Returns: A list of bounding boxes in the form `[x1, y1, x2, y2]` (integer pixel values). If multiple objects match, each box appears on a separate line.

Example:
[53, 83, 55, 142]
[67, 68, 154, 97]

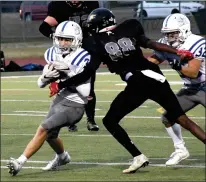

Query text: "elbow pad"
[37, 75, 48, 88]
[39, 21, 54, 38]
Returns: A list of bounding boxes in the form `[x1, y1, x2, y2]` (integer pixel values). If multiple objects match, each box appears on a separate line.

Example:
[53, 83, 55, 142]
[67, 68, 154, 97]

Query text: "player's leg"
[195, 85, 206, 107]
[103, 74, 149, 173]
[6, 96, 61, 176]
[162, 88, 198, 165]
[150, 80, 206, 144]
[85, 72, 99, 131]
[43, 99, 85, 170]
[7, 125, 48, 176]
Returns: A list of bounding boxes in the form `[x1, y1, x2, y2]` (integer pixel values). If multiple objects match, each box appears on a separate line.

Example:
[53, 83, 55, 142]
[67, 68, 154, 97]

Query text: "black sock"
[85, 91, 96, 121]
[104, 122, 142, 157]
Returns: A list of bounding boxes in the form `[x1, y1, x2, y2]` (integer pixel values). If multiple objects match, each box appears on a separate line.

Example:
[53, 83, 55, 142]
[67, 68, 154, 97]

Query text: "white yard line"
[0, 133, 196, 139]
[1, 89, 179, 92]
[1, 160, 205, 169]
[1, 78, 179, 83]
[1, 113, 205, 120]
[1, 70, 176, 79]
[0, 99, 159, 103]
[116, 81, 183, 86]
[2, 89, 127, 91]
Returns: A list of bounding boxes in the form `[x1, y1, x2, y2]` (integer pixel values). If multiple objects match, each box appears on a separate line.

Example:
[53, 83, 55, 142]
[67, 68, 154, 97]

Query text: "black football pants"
[102, 71, 185, 157]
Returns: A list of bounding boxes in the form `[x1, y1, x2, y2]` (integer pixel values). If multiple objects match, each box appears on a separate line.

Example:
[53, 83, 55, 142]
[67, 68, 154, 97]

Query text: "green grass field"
[1, 70, 205, 181]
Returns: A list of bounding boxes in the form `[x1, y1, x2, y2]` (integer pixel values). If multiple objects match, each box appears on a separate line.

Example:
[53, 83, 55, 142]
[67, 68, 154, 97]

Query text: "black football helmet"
[86, 8, 116, 34]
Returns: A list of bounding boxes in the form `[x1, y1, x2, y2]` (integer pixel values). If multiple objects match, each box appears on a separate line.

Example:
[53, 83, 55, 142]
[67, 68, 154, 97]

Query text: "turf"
[1, 70, 205, 181]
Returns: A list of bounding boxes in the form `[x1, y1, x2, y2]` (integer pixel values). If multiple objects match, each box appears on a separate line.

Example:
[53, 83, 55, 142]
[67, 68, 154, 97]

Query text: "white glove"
[53, 61, 70, 75]
[41, 64, 60, 83]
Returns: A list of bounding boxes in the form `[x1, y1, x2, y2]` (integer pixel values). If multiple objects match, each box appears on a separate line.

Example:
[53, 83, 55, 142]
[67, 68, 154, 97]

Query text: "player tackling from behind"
[148, 13, 205, 166]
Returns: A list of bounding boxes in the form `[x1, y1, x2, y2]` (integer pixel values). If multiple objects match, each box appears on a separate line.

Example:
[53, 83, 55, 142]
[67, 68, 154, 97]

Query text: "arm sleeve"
[131, 19, 151, 48]
[39, 21, 54, 38]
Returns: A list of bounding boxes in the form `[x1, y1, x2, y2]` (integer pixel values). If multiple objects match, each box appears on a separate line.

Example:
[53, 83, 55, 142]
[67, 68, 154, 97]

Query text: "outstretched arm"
[149, 40, 193, 60]
[58, 54, 101, 90]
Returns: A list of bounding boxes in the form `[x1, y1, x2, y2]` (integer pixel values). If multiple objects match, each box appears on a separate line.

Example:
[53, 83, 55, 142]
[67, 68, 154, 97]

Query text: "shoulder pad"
[187, 36, 206, 58]
[44, 47, 56, 64]
[69, 48, 91, 66]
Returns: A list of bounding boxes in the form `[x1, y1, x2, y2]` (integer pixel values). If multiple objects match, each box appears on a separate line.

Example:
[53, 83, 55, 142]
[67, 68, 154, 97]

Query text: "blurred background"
[0, 1, 206, 71]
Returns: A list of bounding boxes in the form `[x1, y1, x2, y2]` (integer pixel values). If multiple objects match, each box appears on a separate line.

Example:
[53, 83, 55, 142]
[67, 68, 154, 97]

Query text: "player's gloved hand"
[169, 59, 182, 71]
[53, 61, 70, 75]
[177, 49, 194, 61]
[41, 64, 60, 83]
[49, 82, 59, 97]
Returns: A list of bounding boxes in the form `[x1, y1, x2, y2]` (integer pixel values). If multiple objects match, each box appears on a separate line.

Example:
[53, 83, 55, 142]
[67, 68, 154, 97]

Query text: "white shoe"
[166, 147, 190, 166]
[7, 157, 23, 176]
[123, 154, 149, 174]
[42, 152, 71, 171]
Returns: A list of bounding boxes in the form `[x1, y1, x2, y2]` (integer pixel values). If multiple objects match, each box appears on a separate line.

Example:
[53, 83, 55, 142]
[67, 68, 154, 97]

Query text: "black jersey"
[82, 19, 161, 75]
[59, 19, 163, 88]
[47, 1, 99, 35]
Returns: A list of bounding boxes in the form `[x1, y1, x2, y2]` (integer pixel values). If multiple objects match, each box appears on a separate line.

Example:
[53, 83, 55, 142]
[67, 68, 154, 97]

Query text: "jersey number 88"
[105, 38, 135, 61]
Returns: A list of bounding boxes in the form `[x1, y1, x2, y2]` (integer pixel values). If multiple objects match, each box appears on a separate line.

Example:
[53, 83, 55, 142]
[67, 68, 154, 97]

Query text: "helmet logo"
[74, 27, 80, 35]
[89, 14, 96, 21]
[109, 17, 114, 21]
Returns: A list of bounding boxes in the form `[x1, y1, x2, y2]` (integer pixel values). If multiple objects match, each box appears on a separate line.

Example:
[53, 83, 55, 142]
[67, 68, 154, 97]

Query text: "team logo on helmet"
[88, 14, 96, 21]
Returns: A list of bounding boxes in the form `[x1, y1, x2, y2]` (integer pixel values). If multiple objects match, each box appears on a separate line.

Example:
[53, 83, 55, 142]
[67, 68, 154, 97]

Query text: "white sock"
[57, 151, 67, 159]
[17, 154, 27, 165]
[172, 123, 185, 146]
[165, 127, 184, 147]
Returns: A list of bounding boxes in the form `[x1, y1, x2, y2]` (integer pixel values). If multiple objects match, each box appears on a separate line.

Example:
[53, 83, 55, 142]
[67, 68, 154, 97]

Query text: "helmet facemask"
[161, 13, 191, 48]
[53, 36, 76, 55]
[163, 31, 183, 48]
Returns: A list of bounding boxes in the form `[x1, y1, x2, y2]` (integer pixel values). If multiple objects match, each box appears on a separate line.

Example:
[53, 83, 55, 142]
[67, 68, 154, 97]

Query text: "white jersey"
[155, 34, 205, 85]
[44, 47, 91, 104]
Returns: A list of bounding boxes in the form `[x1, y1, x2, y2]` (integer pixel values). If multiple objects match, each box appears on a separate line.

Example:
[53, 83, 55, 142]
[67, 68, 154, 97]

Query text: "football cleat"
[123, 154, 149, 174]
[87, 120, 99, 131]
[7, 157, 23, 176]
[166, 147, 189, 166]
[42, 151, 71, 171]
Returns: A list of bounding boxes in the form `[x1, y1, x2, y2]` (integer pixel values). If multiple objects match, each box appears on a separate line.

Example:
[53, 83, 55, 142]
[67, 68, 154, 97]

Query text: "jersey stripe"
[76, 53, 90, 66]
[51, 47, 54, 62]
[192, 42, 206, 54]
[189, 38, 205, 52]
[46, 48, 50, 61]
[71, 50, 87, 65]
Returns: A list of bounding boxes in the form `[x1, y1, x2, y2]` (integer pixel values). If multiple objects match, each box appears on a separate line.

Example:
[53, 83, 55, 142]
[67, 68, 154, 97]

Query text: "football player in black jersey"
[49, 8, 206, 173]
[39, 1, 99, 132]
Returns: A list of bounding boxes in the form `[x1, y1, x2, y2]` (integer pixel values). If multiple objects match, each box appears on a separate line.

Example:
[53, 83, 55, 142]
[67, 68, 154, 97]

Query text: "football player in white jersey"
[7, 21, 91, 176]
[148, 13, 205, 166]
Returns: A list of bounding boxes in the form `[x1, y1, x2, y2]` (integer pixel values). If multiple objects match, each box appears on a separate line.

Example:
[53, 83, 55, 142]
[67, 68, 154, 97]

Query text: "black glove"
[169, 59, 182, 71]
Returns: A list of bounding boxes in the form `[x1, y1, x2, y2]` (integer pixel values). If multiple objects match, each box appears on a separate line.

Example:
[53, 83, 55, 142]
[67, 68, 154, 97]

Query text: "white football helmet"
[161, 13, 191, 48]
[53, 21, 83, 54]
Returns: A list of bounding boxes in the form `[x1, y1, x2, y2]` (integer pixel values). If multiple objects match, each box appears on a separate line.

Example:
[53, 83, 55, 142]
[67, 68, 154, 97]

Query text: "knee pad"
[46, 129, 59, 141]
